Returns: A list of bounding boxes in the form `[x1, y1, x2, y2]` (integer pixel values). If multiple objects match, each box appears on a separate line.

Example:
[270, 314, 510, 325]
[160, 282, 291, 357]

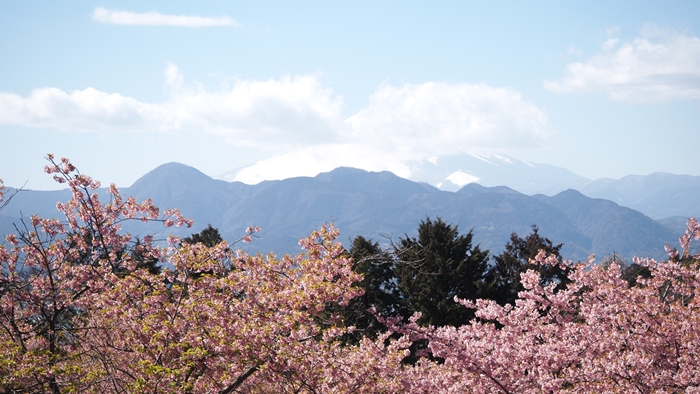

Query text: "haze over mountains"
[1, 161, 698, 263]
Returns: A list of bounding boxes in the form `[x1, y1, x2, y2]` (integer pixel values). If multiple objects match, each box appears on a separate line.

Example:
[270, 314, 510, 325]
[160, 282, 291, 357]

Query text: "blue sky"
[1, 1, 700, 190]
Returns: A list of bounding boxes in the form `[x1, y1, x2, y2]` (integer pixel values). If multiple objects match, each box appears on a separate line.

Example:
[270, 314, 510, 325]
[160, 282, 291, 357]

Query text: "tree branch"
[218, 364, 260, 394]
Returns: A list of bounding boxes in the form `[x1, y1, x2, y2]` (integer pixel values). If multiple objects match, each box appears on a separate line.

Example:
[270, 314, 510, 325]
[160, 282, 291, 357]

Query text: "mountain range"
[220, 152, 700, 222]
[2, 162, 697, 263]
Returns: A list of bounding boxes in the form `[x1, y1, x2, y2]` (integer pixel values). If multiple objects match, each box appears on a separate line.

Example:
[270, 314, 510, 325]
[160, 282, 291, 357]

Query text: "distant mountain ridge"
[1, 163, 694, 263]
[407, 152, 592, 195]
[218, 152, 592, 195]
[579, 173, 700, 219]
[218, 153, 700, 220]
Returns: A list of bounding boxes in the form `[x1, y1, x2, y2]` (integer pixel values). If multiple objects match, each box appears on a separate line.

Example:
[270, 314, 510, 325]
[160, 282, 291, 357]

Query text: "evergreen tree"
[394, 217, 490, 327]
[181, 224, 224, 247]
[180, 225, 227, 279]
[486, 225, 568, 306]
[129, 237, 162, 275]
[601, 252, 651, 288]
[335, 236, 401, 343]
[65, 231, 161, 276]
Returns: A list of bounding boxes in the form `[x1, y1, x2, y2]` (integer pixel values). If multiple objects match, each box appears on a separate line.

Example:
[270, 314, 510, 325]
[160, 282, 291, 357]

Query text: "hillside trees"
[336, 216, 700, 391]
[383, 218, 700, 392]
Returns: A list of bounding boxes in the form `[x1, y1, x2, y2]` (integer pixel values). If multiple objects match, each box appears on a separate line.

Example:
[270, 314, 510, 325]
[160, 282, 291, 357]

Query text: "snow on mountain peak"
[446, 171, 480, 186]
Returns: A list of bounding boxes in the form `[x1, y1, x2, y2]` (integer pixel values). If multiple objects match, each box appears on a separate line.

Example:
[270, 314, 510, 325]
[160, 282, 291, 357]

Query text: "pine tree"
[394, 217, 490, 327]
[181, 224, 224, 247]
[486, 225, 568, 306]
[335, 236, 401, 343]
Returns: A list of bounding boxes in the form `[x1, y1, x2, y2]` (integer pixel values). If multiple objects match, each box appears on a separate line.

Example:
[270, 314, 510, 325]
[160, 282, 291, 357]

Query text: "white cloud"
[92, 7, 240, 28]
[176, 74, 345, 148]
[0, 68, 344, 149]
[224, 82, 554, 183]
[164, 63, 183, 93]
[226, 144, 413, 184]
[544, 26, 700, 102]
[566, 46, 584, 57]
[0, 67, 554, 183]
[0, 87, 162, 132]
[601, 38, 619, 51]
[345, 82, 553, 160]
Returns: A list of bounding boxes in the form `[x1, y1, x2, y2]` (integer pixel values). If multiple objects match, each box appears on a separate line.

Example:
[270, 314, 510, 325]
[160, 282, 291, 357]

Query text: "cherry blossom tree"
[0, 155, 193, 392]
[388, 219, 700, 393]
[3, 156, 700, 393]
[0, 177, 21, 212]
[0, 156, 407, 393]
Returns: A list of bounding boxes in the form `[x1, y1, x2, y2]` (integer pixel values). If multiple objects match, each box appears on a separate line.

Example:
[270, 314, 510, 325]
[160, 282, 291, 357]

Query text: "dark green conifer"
[335, 236, 400, 343]
[181, 224, 224, 247]
[394, 217, 490, 327]
[486, 225, 568, 306]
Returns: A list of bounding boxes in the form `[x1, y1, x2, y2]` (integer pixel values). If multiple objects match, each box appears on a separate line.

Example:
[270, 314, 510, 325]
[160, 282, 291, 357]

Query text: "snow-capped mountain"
[405, 152, 590, 194]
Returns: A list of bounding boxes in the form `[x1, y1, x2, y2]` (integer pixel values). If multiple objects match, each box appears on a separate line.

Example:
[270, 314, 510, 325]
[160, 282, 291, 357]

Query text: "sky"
[1, 1, 700, 191]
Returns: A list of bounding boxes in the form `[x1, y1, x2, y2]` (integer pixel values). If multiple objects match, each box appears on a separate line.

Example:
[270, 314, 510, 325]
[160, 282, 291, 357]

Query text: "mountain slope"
[579, 173, 700, 219]
[0, 164, 686, 262]
[538, 189, 678, 259]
